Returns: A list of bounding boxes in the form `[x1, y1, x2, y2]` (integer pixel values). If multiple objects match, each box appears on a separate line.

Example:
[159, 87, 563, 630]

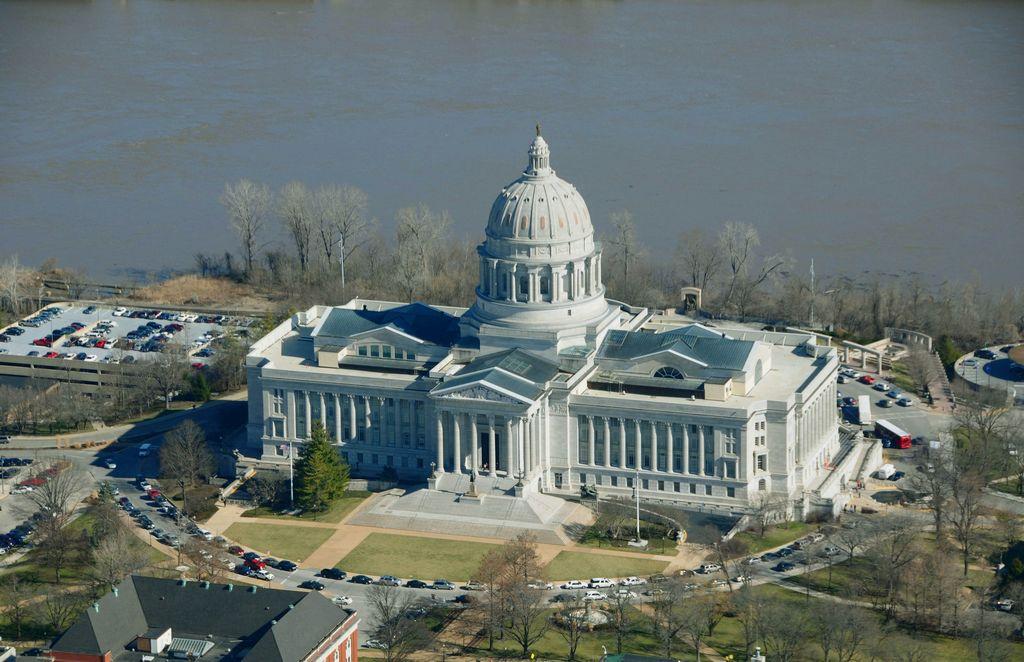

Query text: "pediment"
[434, 383, 532, 406]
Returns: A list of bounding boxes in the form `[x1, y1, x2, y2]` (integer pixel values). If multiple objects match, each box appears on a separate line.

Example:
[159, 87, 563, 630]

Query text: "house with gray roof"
[243, 131, 853, 523]
[49, 576, 359, 662]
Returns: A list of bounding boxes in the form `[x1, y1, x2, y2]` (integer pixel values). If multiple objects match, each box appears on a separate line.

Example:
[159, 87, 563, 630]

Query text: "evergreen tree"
[295, 421, 349, 516]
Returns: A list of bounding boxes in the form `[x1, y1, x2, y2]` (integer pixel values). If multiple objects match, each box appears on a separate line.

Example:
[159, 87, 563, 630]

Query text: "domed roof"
[486, 130, 593, 243]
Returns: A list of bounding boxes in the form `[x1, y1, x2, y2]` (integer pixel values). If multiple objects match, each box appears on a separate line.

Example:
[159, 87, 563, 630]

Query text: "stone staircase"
[435, 472, 519, 495]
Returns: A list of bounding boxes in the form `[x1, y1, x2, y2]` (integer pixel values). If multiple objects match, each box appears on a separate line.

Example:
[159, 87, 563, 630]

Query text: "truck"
[857, 395, 873, 425]
[876, 463, 896, 480]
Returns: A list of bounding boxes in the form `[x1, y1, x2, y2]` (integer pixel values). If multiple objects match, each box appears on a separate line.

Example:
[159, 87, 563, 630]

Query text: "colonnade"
[478, 252, 601, 304]
[434, 410, 540, 478]
[278, 390, 424, 449]
[577, 415, 728, 479]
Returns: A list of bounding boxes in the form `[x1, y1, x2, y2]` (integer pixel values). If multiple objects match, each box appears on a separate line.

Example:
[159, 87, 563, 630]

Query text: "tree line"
[210, 180, 1023, 361]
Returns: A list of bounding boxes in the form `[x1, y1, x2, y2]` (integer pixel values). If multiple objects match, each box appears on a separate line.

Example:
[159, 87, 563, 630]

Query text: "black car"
[319, 567, 347, 580]
[974, 349, 997, 360]
[889, 471, 906, 481]
[278, 560, 298, 572]
[299, 580, 325, 591]
[406, 579, 429, 589]
[772, 562, 796, 572]
[350, 574, 373, 584]
[777, 547, 795, 557]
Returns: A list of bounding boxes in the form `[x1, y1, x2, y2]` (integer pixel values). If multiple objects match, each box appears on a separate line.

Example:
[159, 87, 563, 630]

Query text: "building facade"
[245, 132, 848, 519]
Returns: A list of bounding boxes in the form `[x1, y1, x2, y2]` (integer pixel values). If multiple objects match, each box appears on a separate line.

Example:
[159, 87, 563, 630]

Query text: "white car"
[527, 580, 554, 590]
[84, 354, 99, 362]
[731, 575, 751, 584]
[614, 589, 638, 599]
[589, 578, 615, 588]
[582, 590, 607, 602]
[620, 576, 646, 586]
[113, 307, 127, 316]
[807, 532, 825, 543]
[254, 569, 275, 581]
[994, 599, 1015, 612]
[103, 458, 117, 469]
[332, 595, 354, 606]
[898, 397, 914, 407]
[560, 580, 587, 590]
[698, 563, 722, 574]
[11, 486, 33, 494]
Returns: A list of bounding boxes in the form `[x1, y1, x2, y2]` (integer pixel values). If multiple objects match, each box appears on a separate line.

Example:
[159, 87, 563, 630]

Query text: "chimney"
[92, 602, 100, 613]
[227, 584, 234, 592]
[202, 581, 210, 590]
[112, 587, 119, 598]
[178, 578, 188, 587]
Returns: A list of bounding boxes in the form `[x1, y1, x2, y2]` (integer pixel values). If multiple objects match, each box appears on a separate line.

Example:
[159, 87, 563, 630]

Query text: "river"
[1, 0, 1022, 285]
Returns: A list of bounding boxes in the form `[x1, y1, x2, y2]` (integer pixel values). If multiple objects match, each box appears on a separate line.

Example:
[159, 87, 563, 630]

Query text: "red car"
[245, 558, 267, 571]
[859, 375, 876, 385]
[228, 545, 245, 556]
[19, 477, 45, 487]
[44, 351, 59, 358]
[32, 338, 51, 347]
[146, 489, 162, 499]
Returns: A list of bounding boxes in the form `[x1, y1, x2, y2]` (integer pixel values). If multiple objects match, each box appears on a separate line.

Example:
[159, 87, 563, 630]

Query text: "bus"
[875, 419, 911, 449]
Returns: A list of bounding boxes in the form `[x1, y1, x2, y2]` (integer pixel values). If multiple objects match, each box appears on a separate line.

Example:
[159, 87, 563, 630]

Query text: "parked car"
[319, 567, 347, 580]
[277, 560, 298, 572]
[103, 457, 117, 469]
[589, 577, 615, 588]
[406, 579, 430, 589]
[432, 579, 456, 590]
[560, 580, 587, 590]
[350, 575, 373, 585]
[698, 563, 722, 574]
[859, 375, 876, 385]
[772, 562, 797, 572]
[378, 575, 402, 586]
[582, 590, 607, 602]
[620, 576, 646, 586]
[872, 381, 889, 391]
[299, 580, 325, 591]
[332, 595, 353, 606]
[228, 545, 245, 556]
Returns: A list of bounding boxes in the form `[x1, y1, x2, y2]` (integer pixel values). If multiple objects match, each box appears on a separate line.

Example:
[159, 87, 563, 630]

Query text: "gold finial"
[535, 122, 541, 137]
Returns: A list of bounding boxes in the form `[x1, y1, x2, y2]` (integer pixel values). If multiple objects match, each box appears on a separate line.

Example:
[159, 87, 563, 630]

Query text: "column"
[348, 395, 357, 440]
[587, 416, 595, 465]
[488, 260, 497, 298]
[333, 393, 342, 443]
[698, 425, 706, 476]
[619, 418, 627, 468]
[524, 416, 532, 474]
[552, 266, 564, 302]
[505, 418, 514, 476]
[682, 425, 690, 474]
[507, 268, 515, 302]
[633, 419, 641, 471]
[488, 416, 497, 475]
[286, 390, 296, 439]
[363, 396, 371, 430]
[319, 393, 327, 429]
[470, 415, 480, 476]
[435, 414, 445, 472]
[651, 421, 659, 471]
[304, 392, 312, 437]
[517, 417, 526, 475]
[393, 399, 402, 447]
[603, 418, 611, 468]
[452, 413, 462, 474]
[666, 423, 674, 473]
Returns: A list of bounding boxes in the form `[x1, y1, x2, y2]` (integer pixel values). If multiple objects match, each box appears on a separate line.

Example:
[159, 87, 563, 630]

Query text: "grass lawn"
[784, 555, 873, 595]
[577, 533, 677, 556]
[990, 479, 1023, 497]
[730, 521, 814, 556]
[337, 533, 500, 580]
[242, 490, 371, 524]
[542, 551, 668, 581]
[224, 522, 334, 562]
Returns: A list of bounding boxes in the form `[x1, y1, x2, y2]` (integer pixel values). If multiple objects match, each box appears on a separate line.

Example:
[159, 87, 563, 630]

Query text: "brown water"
[1, 0, 1022, 285]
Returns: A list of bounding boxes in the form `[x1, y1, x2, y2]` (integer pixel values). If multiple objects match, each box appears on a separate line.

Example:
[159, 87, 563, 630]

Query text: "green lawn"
[542, 551, 668, 582]
[223, 522, 334, 562]
[577, 534, 677, 556]
[990, 479, 1023, 497]
[730, 521, 814, 556]
[242, 490, 371, 524]
[336, 533, 500, 581]
[784, 555, 874, 596]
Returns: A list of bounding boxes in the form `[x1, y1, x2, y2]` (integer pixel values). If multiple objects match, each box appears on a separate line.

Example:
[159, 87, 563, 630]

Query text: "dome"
[485, 131, 594, 243]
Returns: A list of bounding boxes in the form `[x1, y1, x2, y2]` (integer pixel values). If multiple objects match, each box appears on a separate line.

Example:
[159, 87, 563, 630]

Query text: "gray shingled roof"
[315, 302, 460, 346]
[598, 326, 753, 371]
[51, 576, 352, 662]
[432, 348, 560, 402]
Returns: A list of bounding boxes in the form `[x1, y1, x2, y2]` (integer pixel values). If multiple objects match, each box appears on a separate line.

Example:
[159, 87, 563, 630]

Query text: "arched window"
[654, 366, 685, 380]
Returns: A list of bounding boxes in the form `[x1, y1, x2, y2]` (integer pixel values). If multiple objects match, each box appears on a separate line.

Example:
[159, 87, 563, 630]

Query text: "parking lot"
[0, 302, 257, 367]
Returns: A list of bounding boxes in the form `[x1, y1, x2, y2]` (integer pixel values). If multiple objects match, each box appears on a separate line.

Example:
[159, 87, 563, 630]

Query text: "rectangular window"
[689, 483, 696, 494]
[386, 455, 394, 466]
[370, 345, 380, 357]
[358, 345, 367, 356]
[395, 348, 404, 359]
[407, 352, 416, 361]
[642, 479, 649, 490]
[705, 485, 712, 496]
[417, 457, 424, 468]
[357, 452, 364, 464]
[383, 345, 392, 358]
[674, 482, 681, 493]
[372, 453, 379, 465]
[757, 454, 767, 471]
[658, 480, 665, 491]
[271, 419, 284, 438]
[611, 476, 618, 487]
[272, 388, 284, 414]
[727, 487, 736, 498]
[627, 477, 634, 488]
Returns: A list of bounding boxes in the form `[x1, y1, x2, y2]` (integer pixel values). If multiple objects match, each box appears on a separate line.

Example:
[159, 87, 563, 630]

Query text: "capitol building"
[244, 131, 855, 522]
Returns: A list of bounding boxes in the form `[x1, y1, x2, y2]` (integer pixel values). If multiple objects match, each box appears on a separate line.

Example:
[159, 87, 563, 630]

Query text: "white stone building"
[244, 131, 853, 520]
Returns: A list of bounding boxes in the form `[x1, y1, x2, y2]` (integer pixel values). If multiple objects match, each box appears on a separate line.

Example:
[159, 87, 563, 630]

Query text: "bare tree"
[504, 582, 550, 656]
[718, 221, 788, 317]
[91, 528, 151, 589]
[43, 589, 88, 633]
[864, 515, 920, 618]
[607, 210, 641, 283]
[649, 580, 688, 658]
[315, 184, 370, 287]
[757, 596, 809, 662]
[160, 420, 215, 520]
[366, 584, 429, 662]
[278, 181, 316, 276]
[903, 348, 939, 396]
[554, 594, 590, 661]
[815, 593, 876, 661]
[946, 465, 986, 576]
[27, 460, 86, 523]
[392, 205, 450, 301]
[470, 548, 508, 651]
[221, 179, 271, 278]
[501, 532, 543, 584]
[833, 515, 872, 562]
[751, 491, 789, 537]
[182, 539, 227, 583]
[0, 573, 37, 639]
[608, 588, 634, 654]
[35, 512, 85, 583]
[684, 591, 726, 662]
[0, 254, 28, 316]
[143, 344, 188, 409]
[675, 228, 721, 294]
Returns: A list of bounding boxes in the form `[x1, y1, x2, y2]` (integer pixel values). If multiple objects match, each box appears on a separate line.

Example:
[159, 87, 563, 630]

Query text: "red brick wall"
[50, 651, 109, 662]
